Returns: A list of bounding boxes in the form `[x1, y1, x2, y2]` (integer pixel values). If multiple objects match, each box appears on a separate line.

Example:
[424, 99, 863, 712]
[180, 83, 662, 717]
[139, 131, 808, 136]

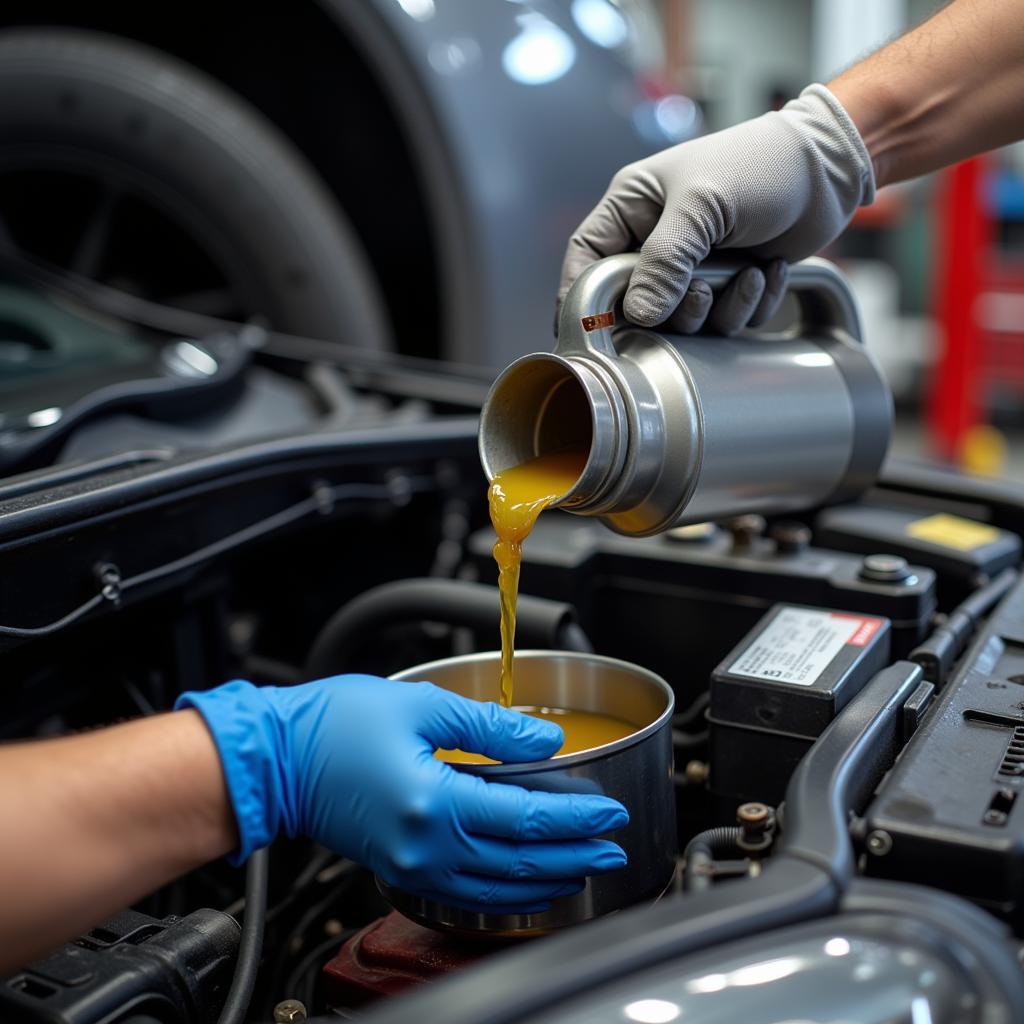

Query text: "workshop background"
[666, 0, 1022, 478]
[0, 0, 1017, 473]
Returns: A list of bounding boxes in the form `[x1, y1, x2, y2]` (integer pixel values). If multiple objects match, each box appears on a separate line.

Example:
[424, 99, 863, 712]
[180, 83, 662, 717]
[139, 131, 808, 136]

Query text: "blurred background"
[667, 0, 1022, 480]
[0, 0, 1016, 478]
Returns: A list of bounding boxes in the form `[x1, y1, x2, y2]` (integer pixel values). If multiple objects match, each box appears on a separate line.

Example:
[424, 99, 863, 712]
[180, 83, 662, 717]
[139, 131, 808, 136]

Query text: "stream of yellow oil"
[435, 448, 636, 765]
[488, 449, 589, 708]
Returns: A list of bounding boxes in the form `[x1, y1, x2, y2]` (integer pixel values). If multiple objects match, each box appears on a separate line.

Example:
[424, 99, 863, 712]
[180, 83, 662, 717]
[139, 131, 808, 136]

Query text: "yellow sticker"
[905, 513, 1000, 551]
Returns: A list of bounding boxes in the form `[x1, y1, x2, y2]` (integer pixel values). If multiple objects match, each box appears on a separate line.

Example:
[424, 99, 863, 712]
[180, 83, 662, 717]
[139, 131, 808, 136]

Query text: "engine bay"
[3, 290, 1024, 1023]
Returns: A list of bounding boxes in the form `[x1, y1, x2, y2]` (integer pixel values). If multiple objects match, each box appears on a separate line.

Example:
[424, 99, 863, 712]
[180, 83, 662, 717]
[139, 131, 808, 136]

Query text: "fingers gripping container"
[380, 651, 676, 937]
[479, 255, 893, 535]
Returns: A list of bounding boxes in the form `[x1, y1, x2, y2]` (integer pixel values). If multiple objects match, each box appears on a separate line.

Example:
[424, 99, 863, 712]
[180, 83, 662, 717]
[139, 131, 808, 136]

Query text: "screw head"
[770, 520, 812, 555]
[274, 999, 308, 1023]
[860, 554, 912, 584]
[684, 760, 709, 784]
[726, 514, 766, 551]
[866, 830, 893, 856]
[983, 809, 1008, 827]
[737, 802, 771, 827]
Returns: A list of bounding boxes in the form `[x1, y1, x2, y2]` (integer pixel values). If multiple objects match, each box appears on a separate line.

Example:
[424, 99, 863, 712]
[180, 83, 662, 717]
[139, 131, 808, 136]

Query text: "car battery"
[466, 515, 934, 712]
[815, 503, 1021, 604]
[709, 603, 891, 810]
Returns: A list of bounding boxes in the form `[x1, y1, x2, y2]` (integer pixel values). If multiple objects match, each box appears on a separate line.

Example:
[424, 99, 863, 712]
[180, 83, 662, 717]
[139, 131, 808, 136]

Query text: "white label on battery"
[728, 608, 881, 686]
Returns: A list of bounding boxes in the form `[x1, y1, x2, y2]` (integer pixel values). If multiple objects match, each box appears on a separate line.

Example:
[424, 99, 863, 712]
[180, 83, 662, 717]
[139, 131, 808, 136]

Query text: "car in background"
[0, 0, 692, 366]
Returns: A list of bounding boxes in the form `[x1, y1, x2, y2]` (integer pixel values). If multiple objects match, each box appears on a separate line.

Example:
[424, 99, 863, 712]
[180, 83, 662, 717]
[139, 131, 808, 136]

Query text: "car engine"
[3, 273, 1024, 1023]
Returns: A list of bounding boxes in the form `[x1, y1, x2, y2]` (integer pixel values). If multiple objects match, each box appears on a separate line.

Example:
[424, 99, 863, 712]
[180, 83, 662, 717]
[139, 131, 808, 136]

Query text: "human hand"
[558, 84, 874, 335]
[177, 677, 628, 914]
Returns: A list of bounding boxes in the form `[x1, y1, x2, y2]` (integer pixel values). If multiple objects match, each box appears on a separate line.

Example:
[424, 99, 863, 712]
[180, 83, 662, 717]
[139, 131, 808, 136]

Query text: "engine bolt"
[770, 520, 812, 555]
[684, 760, 709, 784]
[726, 514, 766, 553]
[737, 802, 770, 827]
[866, 829, 893, 856]
[274, 999, 308, 1023]
[736, 801, 775, 852]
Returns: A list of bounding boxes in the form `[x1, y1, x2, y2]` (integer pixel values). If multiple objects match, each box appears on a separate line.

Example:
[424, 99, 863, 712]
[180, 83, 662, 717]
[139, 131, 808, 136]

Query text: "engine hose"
[672, 728, 709, 749]
[304, 578, 591, 679]
[673, 691, 710, 728]
[217, 847, 269, 1024]
[682, 826, 743, 893]
[909, 567, 1019, 686]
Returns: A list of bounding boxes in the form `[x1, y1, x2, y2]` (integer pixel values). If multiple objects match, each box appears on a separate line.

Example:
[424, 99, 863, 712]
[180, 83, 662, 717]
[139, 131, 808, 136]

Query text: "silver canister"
[381, 650, 676, 937]
[478, 254, 892, 536]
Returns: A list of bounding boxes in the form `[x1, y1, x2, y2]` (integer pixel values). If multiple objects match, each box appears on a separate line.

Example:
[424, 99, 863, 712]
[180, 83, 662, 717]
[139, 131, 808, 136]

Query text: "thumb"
[419, 686, 563, 763]
[558, 182, 663, 322]
[624, 214, 709, 327]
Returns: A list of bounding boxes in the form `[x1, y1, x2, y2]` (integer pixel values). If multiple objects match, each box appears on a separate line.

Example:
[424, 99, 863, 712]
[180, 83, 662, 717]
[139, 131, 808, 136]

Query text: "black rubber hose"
[958, 566, 1020, 621]
[672, 729, 709, 749]
[673, 691, 709, 728]
[682, 826, 743, 893]
[684, 826, 743, 859]
[304, 578, 590, 679]
[910, 567, 1019, 686]
[559, 620, 594, 654]
[217, 847, 269, 1024]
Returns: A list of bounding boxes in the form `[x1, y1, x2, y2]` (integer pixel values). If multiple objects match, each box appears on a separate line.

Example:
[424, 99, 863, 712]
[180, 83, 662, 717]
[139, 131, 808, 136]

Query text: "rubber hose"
[909, 567, 1018, 685]
[684, 826, 744, 859]
[559, 620, 594, 654]
[304, 578, 589, 679]
[217, 847, 269, 1024]
[682, 826, 743, 893]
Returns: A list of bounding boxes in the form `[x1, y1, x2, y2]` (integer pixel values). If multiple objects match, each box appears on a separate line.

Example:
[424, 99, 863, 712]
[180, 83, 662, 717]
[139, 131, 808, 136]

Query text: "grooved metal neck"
[478, 352, 625, 509]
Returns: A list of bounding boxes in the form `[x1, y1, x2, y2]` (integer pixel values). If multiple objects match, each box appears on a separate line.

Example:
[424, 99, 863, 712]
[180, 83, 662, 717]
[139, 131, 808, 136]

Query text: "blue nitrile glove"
[176, 676, 629, 914]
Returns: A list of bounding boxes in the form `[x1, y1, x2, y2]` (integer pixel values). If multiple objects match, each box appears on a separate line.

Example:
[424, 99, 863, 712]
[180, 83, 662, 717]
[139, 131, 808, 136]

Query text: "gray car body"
[325, 0, 677, 367]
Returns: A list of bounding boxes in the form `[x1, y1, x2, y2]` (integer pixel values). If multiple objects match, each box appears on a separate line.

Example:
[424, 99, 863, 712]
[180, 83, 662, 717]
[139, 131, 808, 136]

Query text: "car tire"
[0, 27, 391, 348]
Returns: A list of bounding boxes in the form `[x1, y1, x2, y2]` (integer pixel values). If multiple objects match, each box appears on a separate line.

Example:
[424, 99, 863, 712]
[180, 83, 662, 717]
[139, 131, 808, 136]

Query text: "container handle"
[555, 253, 863, 359]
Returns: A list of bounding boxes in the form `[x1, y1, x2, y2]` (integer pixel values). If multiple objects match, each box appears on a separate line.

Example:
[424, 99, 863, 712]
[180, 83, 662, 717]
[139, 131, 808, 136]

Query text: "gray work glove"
[558, 84, 875, 335]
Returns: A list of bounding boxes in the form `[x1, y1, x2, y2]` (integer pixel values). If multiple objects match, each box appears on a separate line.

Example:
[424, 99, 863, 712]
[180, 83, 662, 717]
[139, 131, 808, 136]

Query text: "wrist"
[827, 71, 907, 190]
[784, 83, 876, 205]
[175, 680, 297, 863]
[159, 711, 239, 865]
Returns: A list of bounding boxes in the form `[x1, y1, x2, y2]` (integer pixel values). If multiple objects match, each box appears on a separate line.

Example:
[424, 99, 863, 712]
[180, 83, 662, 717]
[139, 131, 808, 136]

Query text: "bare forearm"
[829, 0, 1024, 188]
[0, 710, 236, 973]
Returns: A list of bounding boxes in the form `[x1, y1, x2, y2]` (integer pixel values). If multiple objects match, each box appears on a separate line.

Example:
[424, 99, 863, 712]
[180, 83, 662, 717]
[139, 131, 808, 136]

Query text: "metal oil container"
[478, 254, 892, 536]
[380, 650, 676, 937]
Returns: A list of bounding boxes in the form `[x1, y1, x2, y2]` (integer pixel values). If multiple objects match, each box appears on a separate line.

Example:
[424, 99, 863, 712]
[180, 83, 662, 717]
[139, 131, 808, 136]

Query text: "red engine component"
[321, 912, 502, 1009]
